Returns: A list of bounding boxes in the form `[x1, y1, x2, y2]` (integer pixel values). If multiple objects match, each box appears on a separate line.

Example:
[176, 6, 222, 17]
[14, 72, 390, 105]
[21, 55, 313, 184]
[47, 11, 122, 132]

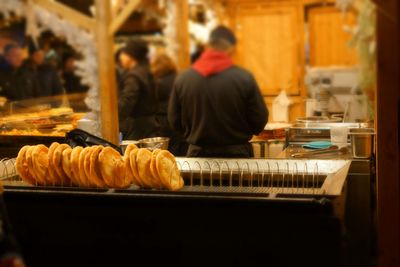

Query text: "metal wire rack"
[0, 158, 17, 181]
[175, 158, 351, 197]
[0, 157, 351, 197]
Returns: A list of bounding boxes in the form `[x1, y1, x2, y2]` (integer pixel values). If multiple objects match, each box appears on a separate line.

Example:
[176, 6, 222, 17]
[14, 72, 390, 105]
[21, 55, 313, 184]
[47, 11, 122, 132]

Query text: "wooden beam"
[375, 0, 400, 266]
[109, 0, 141, 35]
[175, 0, 191, 70]
[33, 0, 96, 32]
[95, 0, 120, 145]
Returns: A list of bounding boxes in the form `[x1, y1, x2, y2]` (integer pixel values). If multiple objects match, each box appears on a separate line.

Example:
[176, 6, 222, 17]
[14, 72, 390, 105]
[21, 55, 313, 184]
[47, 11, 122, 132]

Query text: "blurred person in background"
[115, 47, 125, 89]
[0, 44, 36, 101]
[61, 52, 88, 94]
[41, 35, 63, 70]
[24, 43, 63, 97]
[168, 26, 268, 158]
[118, 38, 159, 140]
[151, 53, 188, 156]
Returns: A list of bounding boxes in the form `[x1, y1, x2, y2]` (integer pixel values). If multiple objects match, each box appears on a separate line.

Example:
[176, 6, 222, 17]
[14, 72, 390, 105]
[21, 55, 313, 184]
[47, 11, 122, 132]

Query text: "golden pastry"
[25, 146, 37, 184]
[48, 142, 62, 185]
[124, 144, 139, 187]
[136, 148, 160, 189]
[89, 146, 106, 188]
[83, 146, 96, 187]
[32, 145, 49, 185]
[156, 150, 184, 191]
[70, 146, 84, 186]
[78, 147, 92, 187]
[124, 143, 138, 157]
[98, 147, 125, 188]
[53, 144, 71, 186]
[129, 148, 145, 187]
[150, 149, 163, 188]
[16, 145, 36, 185]
[62, 147, 77, 185]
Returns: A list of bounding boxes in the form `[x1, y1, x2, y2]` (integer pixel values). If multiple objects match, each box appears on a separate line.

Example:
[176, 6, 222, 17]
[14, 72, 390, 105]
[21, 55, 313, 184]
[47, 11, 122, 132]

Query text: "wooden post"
[374, 0, 400, 266]
[175, 0, 191, 70]
[95, 0, 120, 145]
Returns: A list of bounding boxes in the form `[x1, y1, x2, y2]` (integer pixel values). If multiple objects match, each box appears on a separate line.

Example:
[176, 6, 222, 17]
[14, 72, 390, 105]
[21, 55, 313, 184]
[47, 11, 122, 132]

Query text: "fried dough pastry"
[156, 150, 184, 191]
[124, 144, 138, 157]
[53, 144, 71, 185]
[16, 145, 36, 185]
[136, 148, 160, 188]
[48, 142, 62, 185]
[78, 147, 92, 187]
[25, 146, 37, 184]
[98, 147, 125, 188]
[32, 145, 49, 185]
[89, 146, 106, 188]
[129, 148, 145, 187]
[123, 144, 139, 187]
[83, 147, 95, 187]
[150, 149, 163, 188]
[62, 147, 77, 185]
[71, 146, 84, 186]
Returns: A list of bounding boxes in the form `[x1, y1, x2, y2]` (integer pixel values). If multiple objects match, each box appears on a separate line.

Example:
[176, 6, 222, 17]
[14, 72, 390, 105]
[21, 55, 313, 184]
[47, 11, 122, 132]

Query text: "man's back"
[169, 65, 268, 147]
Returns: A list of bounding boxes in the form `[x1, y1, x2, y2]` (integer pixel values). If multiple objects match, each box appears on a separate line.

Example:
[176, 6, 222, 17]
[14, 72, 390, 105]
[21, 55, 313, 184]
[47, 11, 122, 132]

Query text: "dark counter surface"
[3, 188, 341, 267]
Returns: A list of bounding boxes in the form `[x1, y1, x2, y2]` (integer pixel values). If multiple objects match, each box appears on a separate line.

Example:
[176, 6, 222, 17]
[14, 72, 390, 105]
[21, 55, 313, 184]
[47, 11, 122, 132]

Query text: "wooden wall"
[308, 6, 358, 66]
[221, 0, 359, 122]
[373, 0, 400, 266]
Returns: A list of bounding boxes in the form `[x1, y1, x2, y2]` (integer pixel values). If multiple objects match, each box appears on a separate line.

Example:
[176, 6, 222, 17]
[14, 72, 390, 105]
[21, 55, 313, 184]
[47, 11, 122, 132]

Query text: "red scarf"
[192, 49, 233, 77]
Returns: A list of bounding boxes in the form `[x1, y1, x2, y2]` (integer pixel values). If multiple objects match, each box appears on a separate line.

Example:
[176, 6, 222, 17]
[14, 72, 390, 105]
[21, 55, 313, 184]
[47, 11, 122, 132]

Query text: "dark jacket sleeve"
[245, 75, 269, 135]
[118, 74, 140, 120]
[167, 80, 183, 133]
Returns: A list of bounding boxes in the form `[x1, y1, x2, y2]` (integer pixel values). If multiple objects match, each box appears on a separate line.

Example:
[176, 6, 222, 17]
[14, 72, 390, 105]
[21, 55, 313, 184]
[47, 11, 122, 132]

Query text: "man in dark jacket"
[118, 39, 159, 140]
[168, 26, 268, 158]
[0, 44, 36, 101]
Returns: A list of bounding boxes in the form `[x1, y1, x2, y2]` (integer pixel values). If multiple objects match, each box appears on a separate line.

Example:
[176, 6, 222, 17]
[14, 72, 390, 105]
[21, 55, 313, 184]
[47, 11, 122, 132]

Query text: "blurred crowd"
[0, 37, 88, 102]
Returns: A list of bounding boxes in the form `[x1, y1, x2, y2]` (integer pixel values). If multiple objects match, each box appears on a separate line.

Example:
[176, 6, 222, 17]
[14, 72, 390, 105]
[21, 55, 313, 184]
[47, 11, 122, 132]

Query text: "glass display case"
[0, 93, 89, 158]
[0, 93, 88, 137]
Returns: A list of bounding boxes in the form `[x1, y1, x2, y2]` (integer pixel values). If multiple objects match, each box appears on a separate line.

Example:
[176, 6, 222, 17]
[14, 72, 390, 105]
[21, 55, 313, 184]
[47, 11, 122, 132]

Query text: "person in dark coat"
[23, 45, 64, 97]
[118, 39, 159, 140]
[151, 53, 188, 156]
[168, 26, 269, 158]
[61, 53, 88, 94]
[0, 44, 36, 101]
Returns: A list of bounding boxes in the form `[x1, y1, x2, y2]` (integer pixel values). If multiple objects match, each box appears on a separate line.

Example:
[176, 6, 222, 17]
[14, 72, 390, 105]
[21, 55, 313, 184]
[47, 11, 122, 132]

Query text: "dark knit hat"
[121, 38, 149, 62]
[209, 25, 237, 45]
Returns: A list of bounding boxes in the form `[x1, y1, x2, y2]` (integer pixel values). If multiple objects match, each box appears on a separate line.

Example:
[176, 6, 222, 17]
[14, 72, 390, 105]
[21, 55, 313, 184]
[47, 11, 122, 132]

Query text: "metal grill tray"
[1, 157, 351, 198]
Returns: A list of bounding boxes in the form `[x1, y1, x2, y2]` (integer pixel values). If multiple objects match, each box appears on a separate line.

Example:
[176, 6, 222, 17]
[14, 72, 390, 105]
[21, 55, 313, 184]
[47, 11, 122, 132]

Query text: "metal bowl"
[138, 137, 170, 150]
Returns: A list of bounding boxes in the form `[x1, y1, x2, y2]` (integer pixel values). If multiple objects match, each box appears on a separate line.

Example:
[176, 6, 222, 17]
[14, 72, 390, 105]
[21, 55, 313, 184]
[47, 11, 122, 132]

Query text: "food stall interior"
[0, 154, 372, 267]
[0, 0, 380, 266]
